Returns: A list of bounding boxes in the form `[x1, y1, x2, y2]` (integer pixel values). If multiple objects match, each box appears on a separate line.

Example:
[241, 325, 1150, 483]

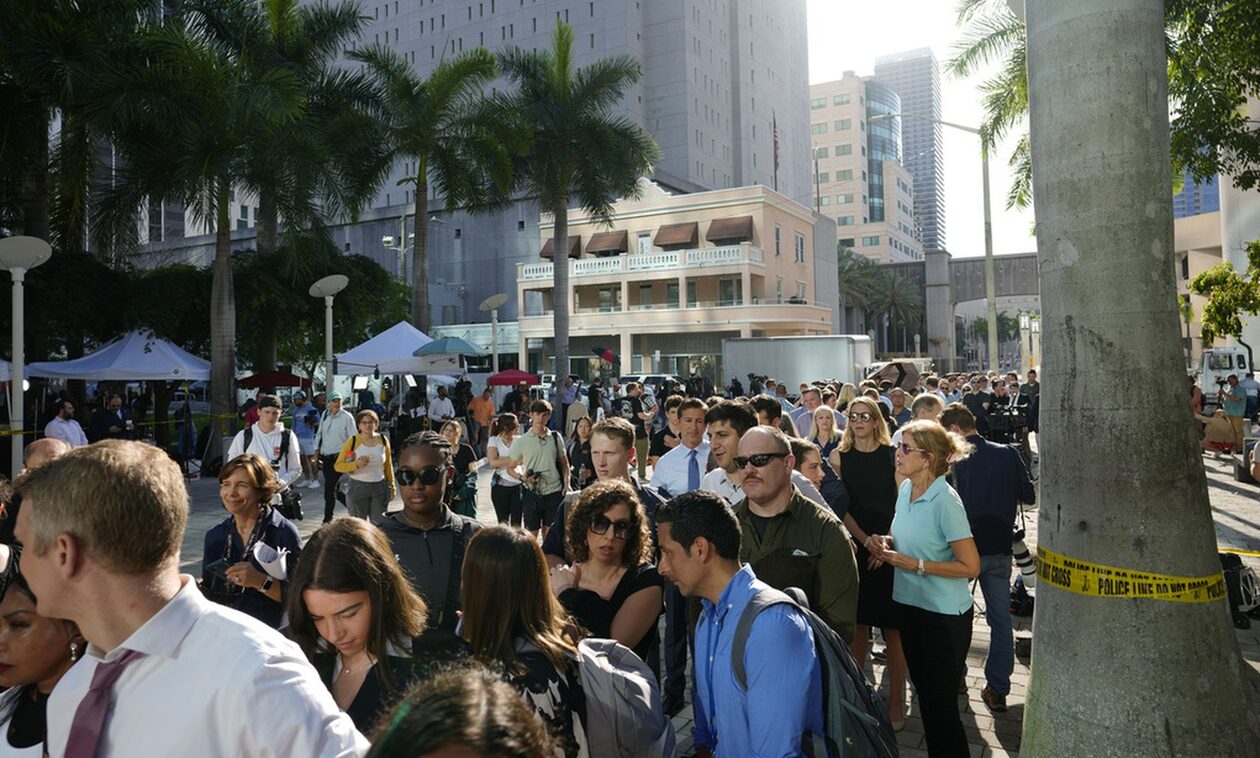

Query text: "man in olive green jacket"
[733, 425, 859, 642]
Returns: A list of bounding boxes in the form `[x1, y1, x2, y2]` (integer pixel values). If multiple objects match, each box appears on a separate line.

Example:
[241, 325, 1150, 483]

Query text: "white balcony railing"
[519, 243, 764, 282]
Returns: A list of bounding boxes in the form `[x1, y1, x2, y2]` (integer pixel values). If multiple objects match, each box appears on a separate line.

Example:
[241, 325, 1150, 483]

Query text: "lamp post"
[309, 275, 349, 394]
[0, 236, 52, 476]
[478, 293, 509, 373]
[872, 112, 999, 372]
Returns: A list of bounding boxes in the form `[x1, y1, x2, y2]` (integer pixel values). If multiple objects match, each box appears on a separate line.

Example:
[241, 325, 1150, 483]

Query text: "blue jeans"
[977, 553, 1015, 696]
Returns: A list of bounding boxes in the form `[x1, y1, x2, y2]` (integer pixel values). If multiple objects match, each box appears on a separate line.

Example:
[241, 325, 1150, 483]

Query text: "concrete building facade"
[874, 47, 945, 252]
[809, 72, 922, 263]
[516, 181, 835, 378]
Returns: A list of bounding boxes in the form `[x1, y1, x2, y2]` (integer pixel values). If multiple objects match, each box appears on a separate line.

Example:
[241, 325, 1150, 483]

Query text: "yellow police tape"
[1037, 545, 1227, 603]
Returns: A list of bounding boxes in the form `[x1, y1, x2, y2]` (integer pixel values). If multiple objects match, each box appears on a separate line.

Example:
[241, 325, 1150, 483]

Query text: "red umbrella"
[237, 370, 312, 389]
[592, 347, 620, 365]
[486, 369, 539, 386]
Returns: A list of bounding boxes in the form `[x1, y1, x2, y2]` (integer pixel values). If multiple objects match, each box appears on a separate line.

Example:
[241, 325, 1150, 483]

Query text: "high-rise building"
[874, 48, 944, 251]
[809, 72, 921, 263]
[1172, 169, 1221, 218]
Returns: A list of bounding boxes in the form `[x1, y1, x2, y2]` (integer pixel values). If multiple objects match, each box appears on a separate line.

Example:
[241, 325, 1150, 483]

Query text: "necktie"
[64, 649, 145, 758]
[687, 449, 700, 492]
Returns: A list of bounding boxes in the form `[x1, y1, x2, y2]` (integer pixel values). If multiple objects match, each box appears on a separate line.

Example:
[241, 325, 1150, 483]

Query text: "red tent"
[237, 370, 312, 389]
[486, 369, 539, 386]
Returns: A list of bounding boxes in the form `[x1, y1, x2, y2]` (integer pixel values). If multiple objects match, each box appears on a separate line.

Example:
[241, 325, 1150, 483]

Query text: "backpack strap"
[278, 430, 290, 464]
[732, 587, 799, 691]
[243, 426, 254, 455]
[550, 429, 565, 470]
[441, 520, 475, 630]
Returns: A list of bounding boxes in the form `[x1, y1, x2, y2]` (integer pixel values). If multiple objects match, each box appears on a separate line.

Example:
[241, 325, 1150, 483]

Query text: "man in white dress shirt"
[13, 440, 367, 757]
[227, 395, 303, 489]
[650, 398, 710, 499]
[43, 399, 89, 448]
[427, 385, 456, 427]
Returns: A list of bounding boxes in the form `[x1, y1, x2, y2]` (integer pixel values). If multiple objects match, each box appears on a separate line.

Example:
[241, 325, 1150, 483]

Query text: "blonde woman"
[809, 405, 843, 460]
[334, 410, 396, 523]
[830, 395, 906, 729]
[836, 383, 858, 413]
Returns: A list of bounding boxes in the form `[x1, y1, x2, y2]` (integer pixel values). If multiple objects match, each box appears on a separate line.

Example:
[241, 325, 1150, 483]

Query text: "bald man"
[24, 437, 72, 472]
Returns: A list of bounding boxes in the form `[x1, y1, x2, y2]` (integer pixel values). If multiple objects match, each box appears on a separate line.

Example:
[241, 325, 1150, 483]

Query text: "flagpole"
[773, 110, 780, 192]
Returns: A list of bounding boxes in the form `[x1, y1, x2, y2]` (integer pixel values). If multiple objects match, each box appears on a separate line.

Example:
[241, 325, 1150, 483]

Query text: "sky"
[805, 0, 1037, 258]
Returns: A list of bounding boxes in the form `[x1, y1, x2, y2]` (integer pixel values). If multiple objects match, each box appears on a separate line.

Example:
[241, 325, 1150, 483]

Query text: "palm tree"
[350, 43, 515, 333]
[497, 20, 659, 379]
[835, 245, 882, 332]
[868, 270, 923, 353]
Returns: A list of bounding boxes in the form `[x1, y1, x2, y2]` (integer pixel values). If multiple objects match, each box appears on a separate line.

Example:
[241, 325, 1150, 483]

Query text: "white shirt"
[227, 423, 303, 489]
[315, 409, 357, 456]
[489, 435, 521, 485]
[45, 577, 367, 758]
[428, 396, 456, 423]
[44, 417, 88, 448]
[699, 466, 825, 509]
[651, 441, 712, 498]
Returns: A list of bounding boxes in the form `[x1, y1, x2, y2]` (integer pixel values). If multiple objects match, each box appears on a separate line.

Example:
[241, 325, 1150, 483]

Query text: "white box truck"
[721, 335, 875, 392]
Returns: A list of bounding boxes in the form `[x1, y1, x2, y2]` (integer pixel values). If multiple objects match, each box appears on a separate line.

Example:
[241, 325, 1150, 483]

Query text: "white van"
[1198, 347, 1251, 412]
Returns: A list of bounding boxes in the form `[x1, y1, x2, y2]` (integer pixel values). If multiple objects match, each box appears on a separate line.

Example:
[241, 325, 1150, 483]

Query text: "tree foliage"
[1189, 240, 1260, 344]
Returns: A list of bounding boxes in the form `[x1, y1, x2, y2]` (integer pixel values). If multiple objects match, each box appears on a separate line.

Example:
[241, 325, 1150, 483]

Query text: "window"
[833, 93, 850, 105]
[839, 238, 855, 248]
[862, 235, 880, 246]
[687, 282, 697, 308]
[719, 278, 742, 306]
[454, 228, 462, 239]
[810, 123, 827, 134]
[637, 231, 652, 254]
[796, 282, 807, 300]
[836, 169, 853, 181]
[816, 172, 829, 183]
[819, 196, 830, 206]
[517, 219, 526, 231]
[837, 144, 852, 156]
[838, 215, 854, 226]
[666, 282, 680, 308]
[814, 147, 828, 159]
[794, 233, 805, 263]
[810, 97, 826, 109]
[639, 283, 653, 309]
[836, 193, 853, 204]
[774, 225, 782, 257]
[834, 119, 851, 130]
[776, 277, 783, 301]
[441, 305, 459, 324]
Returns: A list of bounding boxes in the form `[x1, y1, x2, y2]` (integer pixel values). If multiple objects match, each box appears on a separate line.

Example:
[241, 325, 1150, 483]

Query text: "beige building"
[1175, 210, 1225, 367]
[809, 72, 923, 264]
[517, 181, 835, 379]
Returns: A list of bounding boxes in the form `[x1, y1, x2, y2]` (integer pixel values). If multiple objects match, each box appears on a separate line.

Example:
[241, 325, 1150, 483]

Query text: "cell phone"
[205, 558, 232, 581]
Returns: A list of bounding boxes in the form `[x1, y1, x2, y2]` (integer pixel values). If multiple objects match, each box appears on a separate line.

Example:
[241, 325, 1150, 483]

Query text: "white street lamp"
[0, 236, 52, 475]
[309, 275, 349, 393]
[478, 293, 509, 373]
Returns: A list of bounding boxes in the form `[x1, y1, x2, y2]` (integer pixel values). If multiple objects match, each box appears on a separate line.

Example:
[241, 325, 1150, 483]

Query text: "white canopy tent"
[336, 321, 461, 375]
[0, 359, 10, 383]
[28, 331, 210, 381]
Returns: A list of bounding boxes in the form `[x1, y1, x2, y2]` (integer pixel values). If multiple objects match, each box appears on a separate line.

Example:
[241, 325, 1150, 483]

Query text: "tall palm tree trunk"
[551, 205, 570, 378]
[209, 181, 237, 462]
[411, 169, 431, 333]
[1023, 0, 1260, 753]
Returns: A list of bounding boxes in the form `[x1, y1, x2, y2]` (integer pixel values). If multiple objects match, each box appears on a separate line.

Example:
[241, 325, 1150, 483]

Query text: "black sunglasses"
[590, 515, 632, 540]
[395, 465, 447, 487]
[733, 452, 789, 469]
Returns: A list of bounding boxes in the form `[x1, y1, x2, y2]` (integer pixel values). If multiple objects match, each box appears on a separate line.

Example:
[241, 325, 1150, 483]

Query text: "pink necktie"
[64, 649, 145, 758]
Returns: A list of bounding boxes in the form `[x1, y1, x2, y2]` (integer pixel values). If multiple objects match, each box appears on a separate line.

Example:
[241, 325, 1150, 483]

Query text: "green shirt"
[508, 429, 566, 495]
[735, 487, 859, 642]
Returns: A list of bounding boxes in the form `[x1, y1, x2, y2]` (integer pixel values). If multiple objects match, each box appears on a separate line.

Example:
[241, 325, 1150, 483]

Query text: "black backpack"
[242, 427, 303, 521]
[731, 587, 899, 758]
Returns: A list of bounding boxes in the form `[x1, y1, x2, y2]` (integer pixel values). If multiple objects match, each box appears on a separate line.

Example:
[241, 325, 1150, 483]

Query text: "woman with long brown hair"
[460, 525, 588, 756]
[286, 518, 429, 734]
[487, 413, 523, 526]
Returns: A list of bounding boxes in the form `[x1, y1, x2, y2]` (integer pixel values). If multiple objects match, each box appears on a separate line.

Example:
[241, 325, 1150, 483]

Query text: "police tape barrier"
[0, 412, 243, 439]
[1037, 545, 1227, 603]
[1220, 547, 1260, 558]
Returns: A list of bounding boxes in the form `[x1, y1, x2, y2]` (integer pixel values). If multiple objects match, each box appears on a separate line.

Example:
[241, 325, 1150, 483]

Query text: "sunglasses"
[733, 452, 789, 469]
[897, 443, 930, 456]
[590, 515, 632, 540]
[849, 411, 876, 422]
[395, 465, 447, 487]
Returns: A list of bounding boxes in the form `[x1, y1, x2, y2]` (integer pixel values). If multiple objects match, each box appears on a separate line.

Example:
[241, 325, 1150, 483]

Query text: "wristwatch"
[915, 558, 926, 576]
[261, 577, 274, 592]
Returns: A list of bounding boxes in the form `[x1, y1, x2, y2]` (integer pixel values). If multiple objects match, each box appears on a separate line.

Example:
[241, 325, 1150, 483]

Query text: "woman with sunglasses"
[287, 518, 430, 734]
[0, 571, 85, 756]
[869, 420, 979, 757]
[487, 413, 524, 526]
[461, 526, 589, 756]
[831, 395, 908, 729]
[335, 409, 396, 524]
[202, 454, 303, 628]
[551, 479, 662, 665]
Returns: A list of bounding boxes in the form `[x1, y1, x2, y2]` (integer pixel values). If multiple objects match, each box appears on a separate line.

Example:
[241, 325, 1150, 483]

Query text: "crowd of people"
[0, 365, 1039, 757]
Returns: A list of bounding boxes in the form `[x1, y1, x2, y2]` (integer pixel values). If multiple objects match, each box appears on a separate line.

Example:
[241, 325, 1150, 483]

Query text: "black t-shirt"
[558, 563, 662, 661]
[619, 396, 647, 439]
[749, 512, 774, 541]
[648, 426, 678, 458]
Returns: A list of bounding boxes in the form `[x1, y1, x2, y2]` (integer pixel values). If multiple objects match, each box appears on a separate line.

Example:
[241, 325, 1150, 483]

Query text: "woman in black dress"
[566, 417, 596, 491]
[833, 395, 907, 730]
[460, 525, 589, 756]
[287, 518, 430, 735]
[551, 479, 662, 665]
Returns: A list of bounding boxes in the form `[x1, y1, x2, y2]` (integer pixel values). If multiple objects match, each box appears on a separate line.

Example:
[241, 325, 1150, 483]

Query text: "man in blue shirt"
[941, 403, 1035, 714]
[656, 490, 823, 757]
[1220, 374, 1248, 451]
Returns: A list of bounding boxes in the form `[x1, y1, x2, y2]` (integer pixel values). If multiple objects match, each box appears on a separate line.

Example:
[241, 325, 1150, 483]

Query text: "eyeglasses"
[733, 452, 789, 469]
[395, 465, 447, 487]
[897, 443, 930, 456]
[849, 411, 876, 422]
[590, 515, 632, 540]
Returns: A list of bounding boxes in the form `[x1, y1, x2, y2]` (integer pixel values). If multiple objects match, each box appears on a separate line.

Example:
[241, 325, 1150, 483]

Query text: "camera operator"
[984, 381, 1027, 448]
[940, 403, 1036, 714]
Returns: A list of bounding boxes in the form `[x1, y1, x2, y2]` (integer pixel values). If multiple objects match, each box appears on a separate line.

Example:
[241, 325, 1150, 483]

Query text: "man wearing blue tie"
[651, 398, 710, 499]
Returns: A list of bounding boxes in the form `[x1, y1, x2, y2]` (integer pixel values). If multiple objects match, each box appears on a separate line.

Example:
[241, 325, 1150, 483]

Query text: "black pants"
[662, 582, 689, 706]
[321, 454, 343, 522]
[491, 483, 522, 526]
[522, 490, 564, 532]
[900, 603, 974, 757]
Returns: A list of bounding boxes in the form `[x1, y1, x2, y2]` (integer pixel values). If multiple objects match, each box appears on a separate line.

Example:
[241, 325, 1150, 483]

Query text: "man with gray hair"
[13, 440, 367, 756]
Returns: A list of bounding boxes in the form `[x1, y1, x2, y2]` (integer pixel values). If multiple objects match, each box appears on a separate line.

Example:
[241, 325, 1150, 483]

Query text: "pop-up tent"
[336, 321, 461, 375]
[28, 331, 210, 380]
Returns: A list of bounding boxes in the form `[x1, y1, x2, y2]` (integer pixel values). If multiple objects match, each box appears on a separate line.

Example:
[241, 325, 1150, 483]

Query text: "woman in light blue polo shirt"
[870, 420, 980, 757]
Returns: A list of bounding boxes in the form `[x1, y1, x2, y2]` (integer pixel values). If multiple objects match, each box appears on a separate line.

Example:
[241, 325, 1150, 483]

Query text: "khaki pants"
[635, 436, 650, 479]
[1228, 415, 1246, 451]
